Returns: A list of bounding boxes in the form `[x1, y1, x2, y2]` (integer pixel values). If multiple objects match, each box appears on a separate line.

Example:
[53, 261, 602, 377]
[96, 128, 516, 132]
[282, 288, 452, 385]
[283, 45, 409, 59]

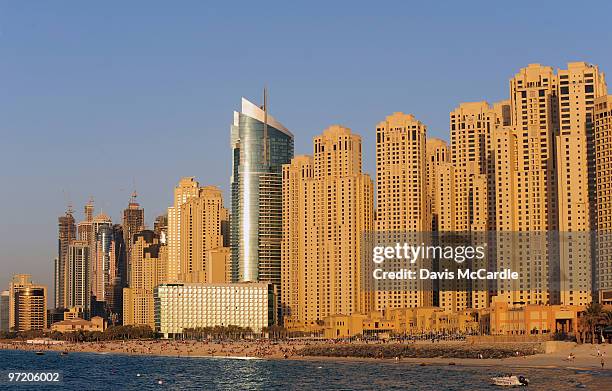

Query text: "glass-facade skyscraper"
[230, 96, 294, 293]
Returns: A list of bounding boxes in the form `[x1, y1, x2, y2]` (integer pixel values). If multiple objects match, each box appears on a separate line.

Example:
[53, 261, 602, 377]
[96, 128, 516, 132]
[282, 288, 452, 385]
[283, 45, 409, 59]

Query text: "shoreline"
[1, 340, 610, 371]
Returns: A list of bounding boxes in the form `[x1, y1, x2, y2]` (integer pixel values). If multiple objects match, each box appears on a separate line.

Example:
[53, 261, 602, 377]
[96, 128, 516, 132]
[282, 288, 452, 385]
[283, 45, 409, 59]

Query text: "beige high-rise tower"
[8, 274, 47, 332]
[595, 94, 612, 305]
[376, 113, 430, 232]
[281, 125, 373, 330]
[167, 177, 202, 281]
[426, 137, 463, 312]
[426, 138, 451, 232]
[492, 64, 560, 306]
[123, 230, 168, 328]
[281, 155, 313, 326]
[492, 63, 607, 306]
[375, 113, 432, 310]
[178, 185, 228, 283]
[509, 64, 559, 233]
[556, 62, 606, 306]
[448, 101, 510, 310]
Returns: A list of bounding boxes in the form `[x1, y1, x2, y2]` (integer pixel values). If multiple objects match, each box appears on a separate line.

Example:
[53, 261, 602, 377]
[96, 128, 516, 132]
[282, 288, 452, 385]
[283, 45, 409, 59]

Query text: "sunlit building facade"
[66, 240, 91, 319]
[595, 94, 612, 305]
[230, 97, 294, 302]
[282, 125, 373, 330]
[376, 113, 431, 310]
[123, 230, 168, 328]
[154, 282, 276, 338]
[8, 274, 47, 332]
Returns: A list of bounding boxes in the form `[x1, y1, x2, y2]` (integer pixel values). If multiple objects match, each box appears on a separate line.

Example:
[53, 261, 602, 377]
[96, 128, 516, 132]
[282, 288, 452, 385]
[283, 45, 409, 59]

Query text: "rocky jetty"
[297, 343, 543, 359]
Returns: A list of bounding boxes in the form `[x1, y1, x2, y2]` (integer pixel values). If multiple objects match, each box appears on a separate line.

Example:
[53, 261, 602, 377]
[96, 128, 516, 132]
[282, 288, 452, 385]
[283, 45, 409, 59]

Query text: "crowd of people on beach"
[1, 337, 610, 370]
[0, 339, 307, 359]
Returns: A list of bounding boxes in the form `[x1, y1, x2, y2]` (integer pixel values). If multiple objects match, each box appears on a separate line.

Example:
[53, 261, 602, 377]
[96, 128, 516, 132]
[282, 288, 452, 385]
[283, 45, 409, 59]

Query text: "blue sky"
[1, 1, 611, 295]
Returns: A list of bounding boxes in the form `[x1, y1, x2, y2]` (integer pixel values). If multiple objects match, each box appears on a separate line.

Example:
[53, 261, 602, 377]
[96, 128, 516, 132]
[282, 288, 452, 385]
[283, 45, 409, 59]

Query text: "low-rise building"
[51, 316, 106, 333]
[486, 302, 583, 335]
[323, 307, 479, 338]
[154, 282, 276, 338]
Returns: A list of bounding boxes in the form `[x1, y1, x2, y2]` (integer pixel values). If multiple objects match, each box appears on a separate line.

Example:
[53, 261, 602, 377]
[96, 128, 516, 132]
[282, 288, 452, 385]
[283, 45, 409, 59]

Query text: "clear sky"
[1, 1, 612, 297]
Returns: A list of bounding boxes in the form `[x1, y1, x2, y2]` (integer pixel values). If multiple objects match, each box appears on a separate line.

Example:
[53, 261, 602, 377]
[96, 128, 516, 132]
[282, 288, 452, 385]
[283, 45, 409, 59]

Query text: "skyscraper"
[66, 240, 91, 319]
[92, 222, 116, 316]
[491, 63, 607, 307]
[426, 138, 451, 232]
[282, 125, 373, 329]
[375, 113, 432, 310]
[167, 177, 202, 281]
[154, 214, 168, 243]
[123, 191, 145, 273]
[555, 62, 606, 306]
[55, 206, 76, 309]
[230, 95, 294, 294]
[448, 101, 508, 310]
[595, 94, 612, 305]
[90, 213, 113, 317]
[450, 101, 509, 232]
[0, 290, 10, 332]
[281, 155, 313, 325]
[123, 230, 167, 328]
[8, 275, 47, 332]
[77, 198, 95, 244]
[179, 185, 227, 283]
[109, 224, 127, 324]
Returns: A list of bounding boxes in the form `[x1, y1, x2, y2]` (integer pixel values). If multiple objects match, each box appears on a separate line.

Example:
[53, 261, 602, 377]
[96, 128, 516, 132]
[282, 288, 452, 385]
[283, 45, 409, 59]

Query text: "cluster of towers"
[53, 193, 143, 324]
[37, 61, 612, 334]
[276, 62, 612, 330]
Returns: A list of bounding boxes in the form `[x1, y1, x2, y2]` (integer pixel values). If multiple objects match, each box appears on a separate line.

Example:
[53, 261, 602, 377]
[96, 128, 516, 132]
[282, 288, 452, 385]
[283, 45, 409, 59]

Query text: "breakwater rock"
[297, 343, 543, 359]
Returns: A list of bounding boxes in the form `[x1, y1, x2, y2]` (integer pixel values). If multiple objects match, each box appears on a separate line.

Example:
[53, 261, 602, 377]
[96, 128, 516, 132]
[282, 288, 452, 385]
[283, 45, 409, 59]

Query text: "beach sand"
[1, 339, 610, 371]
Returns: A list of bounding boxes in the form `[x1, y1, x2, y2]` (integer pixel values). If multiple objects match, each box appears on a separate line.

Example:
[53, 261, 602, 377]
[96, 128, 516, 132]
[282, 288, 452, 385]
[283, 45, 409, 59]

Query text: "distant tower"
[66, 241, 91, 319]
[92, 214, 114, 310]
[122, 190, 145, 280]
[77, 197, 95, 245]
[85, 197, 94, 221]
[153, 214, 168, 244]
[54, 205, 76, 309]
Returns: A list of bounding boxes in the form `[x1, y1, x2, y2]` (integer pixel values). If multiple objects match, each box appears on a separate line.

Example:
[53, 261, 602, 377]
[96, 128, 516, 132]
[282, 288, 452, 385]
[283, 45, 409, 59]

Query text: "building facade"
[122, 192, 145, 282]
[55, 207, 76, 310]
[123, 230, 167, 328]
[595, 94, 612, 305]
[375, 113, 432, 310]
[0, 290, 10, 332]
[154, 282, 276, 338]
[167, 177, 202, 281]
[179, 185, 227, 282]
[8, 275, 47, 332]
[66, 240, 91, 319]
[230, 96, 294, 322]
[282, 125, 373, 330]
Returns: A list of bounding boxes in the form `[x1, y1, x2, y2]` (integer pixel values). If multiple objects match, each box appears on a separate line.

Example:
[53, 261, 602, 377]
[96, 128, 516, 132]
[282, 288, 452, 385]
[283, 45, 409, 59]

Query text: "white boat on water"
[490, 375, 529, 386]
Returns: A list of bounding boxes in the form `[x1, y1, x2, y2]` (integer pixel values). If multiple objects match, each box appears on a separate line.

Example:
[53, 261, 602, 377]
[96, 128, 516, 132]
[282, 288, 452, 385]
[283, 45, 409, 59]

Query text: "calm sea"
[0, 349, 610, 390]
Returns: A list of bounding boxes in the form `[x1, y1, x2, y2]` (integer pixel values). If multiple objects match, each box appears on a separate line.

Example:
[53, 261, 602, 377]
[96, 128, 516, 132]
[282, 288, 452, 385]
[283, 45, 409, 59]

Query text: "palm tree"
[581, 302, 605, 344]
[603, 310, 612, 326]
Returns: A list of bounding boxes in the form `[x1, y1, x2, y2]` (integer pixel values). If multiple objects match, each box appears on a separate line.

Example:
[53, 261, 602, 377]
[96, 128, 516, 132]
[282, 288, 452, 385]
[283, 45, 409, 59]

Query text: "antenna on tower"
[62, 189, 74, 215]
[263, 86, 269, 165]
[130, 177, 138, 204]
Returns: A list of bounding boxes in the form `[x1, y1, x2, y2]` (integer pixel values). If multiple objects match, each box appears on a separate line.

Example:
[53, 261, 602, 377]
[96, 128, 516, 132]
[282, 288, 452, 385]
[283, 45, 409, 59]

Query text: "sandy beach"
[2, 339, 610, 371]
